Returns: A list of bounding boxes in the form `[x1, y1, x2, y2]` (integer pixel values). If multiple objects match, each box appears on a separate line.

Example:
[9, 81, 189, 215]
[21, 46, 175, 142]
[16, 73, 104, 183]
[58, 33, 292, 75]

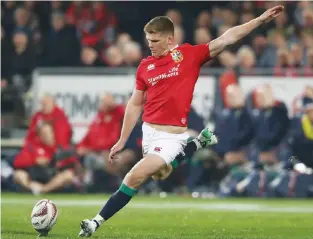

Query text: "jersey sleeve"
[192, 44, 211, 66]
[135, 65, 147, 91]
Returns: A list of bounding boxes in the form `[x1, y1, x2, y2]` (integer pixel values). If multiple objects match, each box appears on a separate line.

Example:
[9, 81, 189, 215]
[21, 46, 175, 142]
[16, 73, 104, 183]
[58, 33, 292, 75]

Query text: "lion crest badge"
[171, 49, 183, 63]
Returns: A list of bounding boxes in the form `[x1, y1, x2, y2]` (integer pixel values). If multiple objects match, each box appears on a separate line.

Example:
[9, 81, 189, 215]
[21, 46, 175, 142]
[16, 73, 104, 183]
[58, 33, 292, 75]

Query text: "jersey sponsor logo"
[171, 49, 183, 63]
[147, 65, 180, 86]
[147, 64, 155, 71]
[154, 147, 162, 153]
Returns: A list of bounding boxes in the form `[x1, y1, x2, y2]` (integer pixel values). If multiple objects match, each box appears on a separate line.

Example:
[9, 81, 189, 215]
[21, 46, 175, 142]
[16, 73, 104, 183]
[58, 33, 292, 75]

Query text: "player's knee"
[14, 170, 29, 182]
[123, 171, 147, 189]
[59, 169, 74, 184]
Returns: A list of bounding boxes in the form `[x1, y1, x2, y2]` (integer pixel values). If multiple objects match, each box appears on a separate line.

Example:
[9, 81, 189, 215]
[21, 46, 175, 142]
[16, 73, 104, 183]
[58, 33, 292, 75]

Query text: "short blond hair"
[144, 16, 174, 35]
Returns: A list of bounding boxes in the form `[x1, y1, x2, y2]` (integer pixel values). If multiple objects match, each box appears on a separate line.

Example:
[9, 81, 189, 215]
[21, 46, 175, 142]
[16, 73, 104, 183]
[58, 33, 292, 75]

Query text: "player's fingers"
[272, 5, 284, 12]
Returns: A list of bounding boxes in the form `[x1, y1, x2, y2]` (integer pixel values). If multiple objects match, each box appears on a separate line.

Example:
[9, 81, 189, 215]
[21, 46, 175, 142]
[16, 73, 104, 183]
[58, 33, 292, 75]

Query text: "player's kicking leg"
[78, 154, 167, 237]
[152, 128, 218, 180]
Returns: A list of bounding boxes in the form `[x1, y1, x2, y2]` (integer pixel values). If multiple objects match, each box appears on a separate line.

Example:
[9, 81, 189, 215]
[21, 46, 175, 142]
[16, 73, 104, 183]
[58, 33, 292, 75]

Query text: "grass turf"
[1, 193, 313, 239]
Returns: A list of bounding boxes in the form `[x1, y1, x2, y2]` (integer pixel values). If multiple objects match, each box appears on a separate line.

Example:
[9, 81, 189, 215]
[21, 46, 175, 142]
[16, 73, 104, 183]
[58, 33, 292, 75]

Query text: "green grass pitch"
[1, 193, 313, 239]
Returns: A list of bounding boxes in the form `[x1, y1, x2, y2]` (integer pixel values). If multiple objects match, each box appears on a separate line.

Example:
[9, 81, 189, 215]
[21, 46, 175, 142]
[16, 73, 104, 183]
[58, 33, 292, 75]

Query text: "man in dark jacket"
[252, 84, 290, 165]
[43, 11, 80, 66]
[214, 84, 254, 165]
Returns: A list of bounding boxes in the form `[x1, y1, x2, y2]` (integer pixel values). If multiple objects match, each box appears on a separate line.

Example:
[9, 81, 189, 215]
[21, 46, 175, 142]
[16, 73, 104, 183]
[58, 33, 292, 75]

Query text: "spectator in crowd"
[121, 41, 142, 67]
[211, 6, 224, 28]
[8, 29, 36, 92]
[116, 33, 132, 51]
[102, 45, 124, 67]
[302, 31, 313, 51]
[294, 1, 313, 26]
[222, 8, 238, 27]
[290, 43, 305, 67]
[25, 94, 72, 148]
[252, 84, 290, 165]
[174, 26, 184, 46]
[1, 26, 11, 87]
[274, 48, 296, 76]
[14, 6, 41, 45]
[76, 93, 125, 181]
[195, 10, 217, 38]
[195, 10, 211, 29]
[81, 46, 103, 66]
[1, 1, 17, 36]
[304, 48, 313, 76]
[194, 27, 211, 45]
[165, 9, 182, 27]
[288, 87, 313, 168]
[213, 84, 254, 166]
[258, 31, 288, 68]
[236, 45, 256, 73]
[66, 2, 117, 48]
[43, 11, 80, 67]
[50, 1, 66, 13]
[268, 10, 293, 39]
[301, 9, 313, 34]
[252, 35, 268, 66]
[13, 122, 78, 195]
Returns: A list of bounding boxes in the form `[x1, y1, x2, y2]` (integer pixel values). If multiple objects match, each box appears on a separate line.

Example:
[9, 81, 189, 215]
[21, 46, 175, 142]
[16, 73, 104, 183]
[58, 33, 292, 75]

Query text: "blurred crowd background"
[1, 1, 313, 198]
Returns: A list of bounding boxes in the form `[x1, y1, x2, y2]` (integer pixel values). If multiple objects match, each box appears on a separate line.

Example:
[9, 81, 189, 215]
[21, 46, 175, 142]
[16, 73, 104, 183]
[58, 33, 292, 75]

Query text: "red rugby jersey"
[136, 43, 211, 127]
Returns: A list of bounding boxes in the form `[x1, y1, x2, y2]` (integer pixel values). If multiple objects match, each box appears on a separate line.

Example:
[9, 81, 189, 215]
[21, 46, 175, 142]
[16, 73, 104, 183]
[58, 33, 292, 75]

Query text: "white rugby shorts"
[141, 122, 189, 165]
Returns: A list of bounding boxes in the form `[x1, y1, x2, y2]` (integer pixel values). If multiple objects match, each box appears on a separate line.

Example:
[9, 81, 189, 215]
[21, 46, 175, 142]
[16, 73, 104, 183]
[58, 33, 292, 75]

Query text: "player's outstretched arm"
[209, 5, 284, 58]
[109, 89, 144, 161]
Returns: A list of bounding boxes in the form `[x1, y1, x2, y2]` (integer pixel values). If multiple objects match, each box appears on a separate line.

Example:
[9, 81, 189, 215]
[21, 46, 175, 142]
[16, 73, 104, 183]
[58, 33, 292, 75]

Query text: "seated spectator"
[252, 84, 290, 165]
[76, 93, 125, 179]
[288, 88, 313, 168]
[213, 84, 254, 166]
[25, 94, 72, 148]
[13, 122, 78, 195]
[43, 11, 80, 67]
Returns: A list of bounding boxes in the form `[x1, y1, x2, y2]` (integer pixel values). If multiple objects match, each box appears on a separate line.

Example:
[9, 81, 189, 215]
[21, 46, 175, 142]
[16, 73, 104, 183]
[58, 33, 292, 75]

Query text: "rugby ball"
[31, 199, 58, 234]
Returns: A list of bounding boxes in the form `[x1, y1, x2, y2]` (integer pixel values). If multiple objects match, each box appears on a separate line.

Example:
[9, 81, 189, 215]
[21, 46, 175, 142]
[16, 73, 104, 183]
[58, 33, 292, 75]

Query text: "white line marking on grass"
[2, 199, 313, 213]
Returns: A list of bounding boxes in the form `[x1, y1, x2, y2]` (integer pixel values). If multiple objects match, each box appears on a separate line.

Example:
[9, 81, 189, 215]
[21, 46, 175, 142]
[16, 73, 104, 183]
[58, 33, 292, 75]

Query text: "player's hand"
[259, 5, 284, 24]
[109, 140, 125, 163]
